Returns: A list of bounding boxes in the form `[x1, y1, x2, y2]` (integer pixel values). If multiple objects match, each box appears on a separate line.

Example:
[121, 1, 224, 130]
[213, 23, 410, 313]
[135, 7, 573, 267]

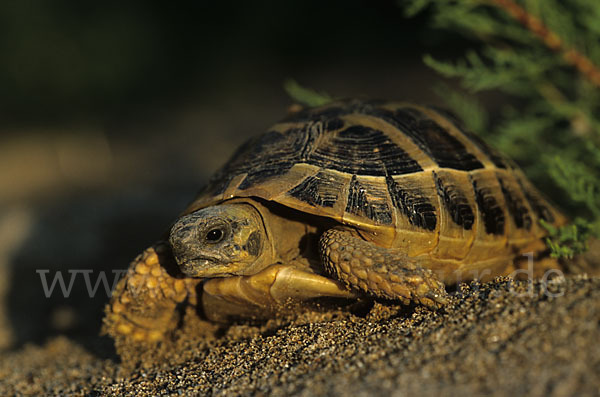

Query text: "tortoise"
[103, 99, 566, 343]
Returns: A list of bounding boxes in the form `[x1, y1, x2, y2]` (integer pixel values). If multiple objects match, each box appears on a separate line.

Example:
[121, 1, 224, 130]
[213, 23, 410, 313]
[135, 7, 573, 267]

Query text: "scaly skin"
[102, 242, 201, 343]
[320, 228, 448, 308]
[104, 229, 449, 346]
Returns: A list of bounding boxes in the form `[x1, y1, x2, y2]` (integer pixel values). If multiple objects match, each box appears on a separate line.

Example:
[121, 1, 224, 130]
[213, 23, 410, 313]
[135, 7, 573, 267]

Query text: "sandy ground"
[0, 274, 598, 396]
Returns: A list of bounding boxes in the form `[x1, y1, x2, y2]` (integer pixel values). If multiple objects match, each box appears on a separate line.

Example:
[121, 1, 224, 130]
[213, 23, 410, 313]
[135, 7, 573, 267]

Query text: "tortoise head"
[168, 203, 270, 277]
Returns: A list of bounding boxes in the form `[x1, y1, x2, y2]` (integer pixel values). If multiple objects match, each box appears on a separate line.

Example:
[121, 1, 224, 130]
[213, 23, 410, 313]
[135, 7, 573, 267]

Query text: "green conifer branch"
[402, 0, 600, 257]
[283, 79, 333, 107]
[490, 0, 600, 88]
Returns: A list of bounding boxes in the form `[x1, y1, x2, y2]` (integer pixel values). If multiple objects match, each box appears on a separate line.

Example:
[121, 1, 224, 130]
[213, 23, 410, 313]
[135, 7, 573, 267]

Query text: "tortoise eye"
[205, 228, 224, 243]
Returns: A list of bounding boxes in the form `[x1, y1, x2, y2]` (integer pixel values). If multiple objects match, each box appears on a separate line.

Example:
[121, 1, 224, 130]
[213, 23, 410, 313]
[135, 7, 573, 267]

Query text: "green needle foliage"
[284, 79, 333, 107]
[402, 0, 600, 258]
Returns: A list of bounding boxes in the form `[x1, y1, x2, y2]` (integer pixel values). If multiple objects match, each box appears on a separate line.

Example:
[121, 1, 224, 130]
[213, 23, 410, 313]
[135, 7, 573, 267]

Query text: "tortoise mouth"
[178, 256, 236, 278]
[178, 257, 214, 277]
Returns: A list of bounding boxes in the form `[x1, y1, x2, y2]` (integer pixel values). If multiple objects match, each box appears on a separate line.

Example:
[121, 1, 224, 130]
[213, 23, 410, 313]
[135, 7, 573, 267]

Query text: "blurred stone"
[50, 305, 78, 332]
[0, 207, 33, 350]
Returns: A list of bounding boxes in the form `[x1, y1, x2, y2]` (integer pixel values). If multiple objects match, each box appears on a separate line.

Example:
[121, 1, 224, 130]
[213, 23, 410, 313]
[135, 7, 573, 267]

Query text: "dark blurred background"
[0, 0, 468, 353]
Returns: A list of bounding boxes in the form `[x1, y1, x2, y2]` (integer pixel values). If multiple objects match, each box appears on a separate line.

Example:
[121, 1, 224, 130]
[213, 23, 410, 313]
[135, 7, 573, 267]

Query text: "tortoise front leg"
[320, 228, 448, 308]
[103, 242, 201, 343]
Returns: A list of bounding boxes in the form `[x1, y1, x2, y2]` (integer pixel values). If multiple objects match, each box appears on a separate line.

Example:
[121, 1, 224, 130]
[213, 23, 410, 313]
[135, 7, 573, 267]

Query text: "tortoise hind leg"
[320, 228, 448, 308]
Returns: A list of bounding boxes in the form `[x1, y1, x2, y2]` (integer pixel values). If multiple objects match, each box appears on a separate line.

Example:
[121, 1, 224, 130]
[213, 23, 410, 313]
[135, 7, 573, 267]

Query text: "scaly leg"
[320, 228, 448, 308]
[102, 242, 201, 343]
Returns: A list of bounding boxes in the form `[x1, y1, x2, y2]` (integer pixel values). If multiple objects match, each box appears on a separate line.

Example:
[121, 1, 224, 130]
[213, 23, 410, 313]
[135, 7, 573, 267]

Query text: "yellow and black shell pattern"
[186, 100, 565, 274]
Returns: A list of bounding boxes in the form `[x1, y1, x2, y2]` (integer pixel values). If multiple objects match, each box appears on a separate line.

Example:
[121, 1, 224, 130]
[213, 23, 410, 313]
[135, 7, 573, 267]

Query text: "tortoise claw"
[423, 289, 449, 307]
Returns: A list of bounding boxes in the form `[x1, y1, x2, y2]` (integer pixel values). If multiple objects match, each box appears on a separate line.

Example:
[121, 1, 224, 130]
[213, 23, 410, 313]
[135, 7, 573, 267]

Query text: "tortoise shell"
[185, 99, 565, 266]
